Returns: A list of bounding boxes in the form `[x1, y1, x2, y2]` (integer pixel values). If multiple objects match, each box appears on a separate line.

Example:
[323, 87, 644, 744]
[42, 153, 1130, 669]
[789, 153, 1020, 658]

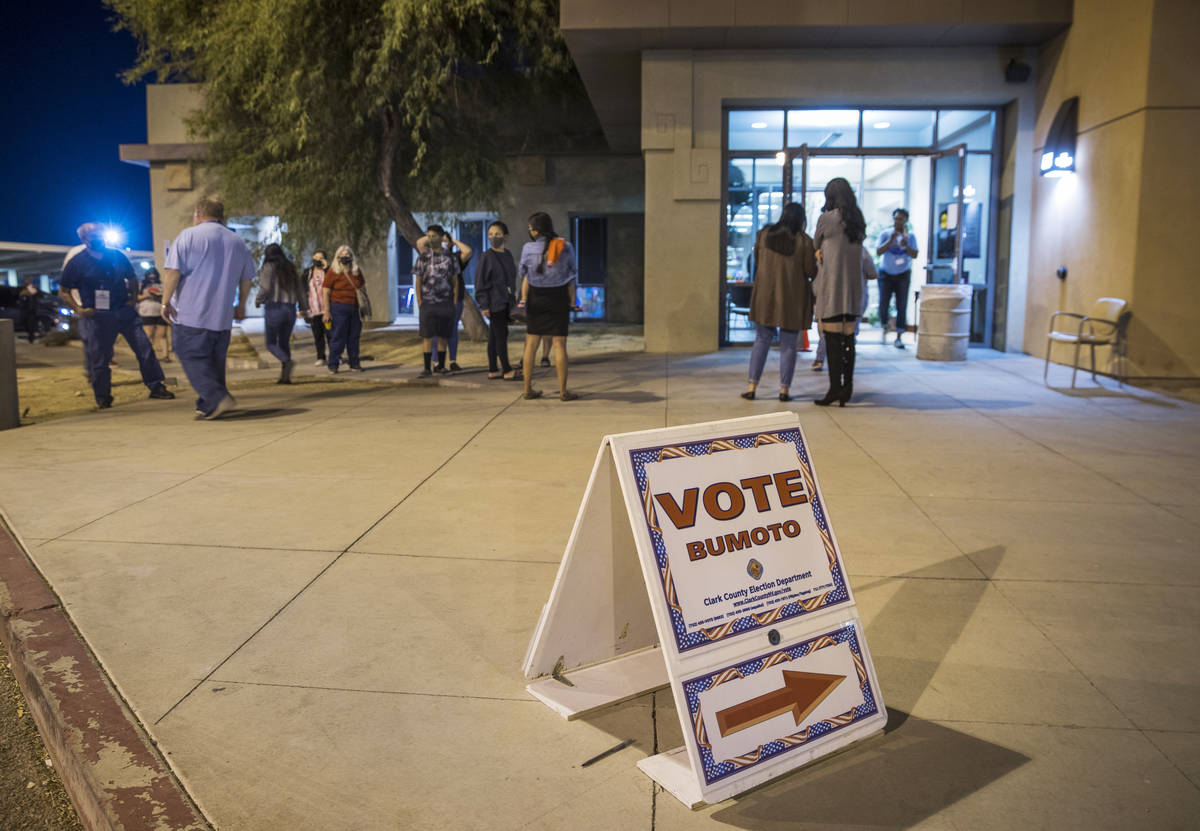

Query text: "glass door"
[928, 144, 966, 285]
[724, 156, 785, 343]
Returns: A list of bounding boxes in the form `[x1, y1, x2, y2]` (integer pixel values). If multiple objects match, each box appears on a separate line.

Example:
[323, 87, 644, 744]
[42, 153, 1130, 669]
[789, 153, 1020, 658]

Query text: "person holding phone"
[875, 207, 918, 349]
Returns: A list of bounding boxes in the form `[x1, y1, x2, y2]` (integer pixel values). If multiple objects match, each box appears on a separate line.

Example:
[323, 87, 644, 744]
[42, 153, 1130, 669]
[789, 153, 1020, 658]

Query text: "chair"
[727, 283, 753, 333]
[1044, 297, 1130, 387]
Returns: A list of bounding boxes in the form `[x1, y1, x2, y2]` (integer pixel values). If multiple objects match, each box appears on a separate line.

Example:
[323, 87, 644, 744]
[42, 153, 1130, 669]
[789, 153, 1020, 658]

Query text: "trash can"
[917, 285, 972, 361]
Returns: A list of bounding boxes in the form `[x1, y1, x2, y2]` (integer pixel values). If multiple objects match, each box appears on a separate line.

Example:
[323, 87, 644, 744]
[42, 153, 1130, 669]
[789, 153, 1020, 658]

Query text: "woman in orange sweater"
[320, 245, 367, 373]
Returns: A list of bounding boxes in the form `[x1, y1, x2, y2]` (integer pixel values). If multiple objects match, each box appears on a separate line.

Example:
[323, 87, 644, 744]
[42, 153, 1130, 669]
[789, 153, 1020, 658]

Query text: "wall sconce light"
[1041, 97, 1078, 177]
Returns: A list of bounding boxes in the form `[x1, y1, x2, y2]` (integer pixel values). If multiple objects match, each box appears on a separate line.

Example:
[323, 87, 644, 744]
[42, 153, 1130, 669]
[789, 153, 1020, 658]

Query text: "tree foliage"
[105, 0, 589, 250]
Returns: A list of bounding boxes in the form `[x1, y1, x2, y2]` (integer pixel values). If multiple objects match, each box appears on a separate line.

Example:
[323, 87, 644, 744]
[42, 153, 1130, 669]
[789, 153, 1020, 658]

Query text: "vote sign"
[630, 430, 851, 653]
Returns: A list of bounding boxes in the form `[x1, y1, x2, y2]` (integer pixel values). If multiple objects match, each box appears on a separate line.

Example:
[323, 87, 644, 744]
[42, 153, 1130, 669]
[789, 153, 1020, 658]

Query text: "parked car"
[0, 284, 74, 338]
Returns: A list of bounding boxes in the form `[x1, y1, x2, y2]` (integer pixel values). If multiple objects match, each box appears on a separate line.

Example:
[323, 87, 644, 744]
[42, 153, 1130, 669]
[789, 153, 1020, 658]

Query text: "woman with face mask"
[517, 212, 579, 401]
[320, 245, 367, 373]
[474, 221, 519, 379]
[304, 250, 329, 365]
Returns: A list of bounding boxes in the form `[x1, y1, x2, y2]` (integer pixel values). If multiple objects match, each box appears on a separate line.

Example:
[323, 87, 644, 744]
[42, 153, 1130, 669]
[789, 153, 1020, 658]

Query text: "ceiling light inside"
[873, 121, 891, 129]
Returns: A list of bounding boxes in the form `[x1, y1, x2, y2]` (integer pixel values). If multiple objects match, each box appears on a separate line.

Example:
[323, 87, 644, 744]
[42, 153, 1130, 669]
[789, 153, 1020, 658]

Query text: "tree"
[106, 0, 594, 333]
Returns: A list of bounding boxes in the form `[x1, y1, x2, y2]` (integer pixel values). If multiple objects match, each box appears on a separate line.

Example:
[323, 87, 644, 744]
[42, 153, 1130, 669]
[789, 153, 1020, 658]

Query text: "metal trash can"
[917, 285, 972, 361]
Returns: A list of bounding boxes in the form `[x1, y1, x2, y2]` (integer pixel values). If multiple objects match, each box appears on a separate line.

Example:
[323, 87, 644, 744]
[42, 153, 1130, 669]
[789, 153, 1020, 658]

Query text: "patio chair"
[1044, 297, 1130, 387]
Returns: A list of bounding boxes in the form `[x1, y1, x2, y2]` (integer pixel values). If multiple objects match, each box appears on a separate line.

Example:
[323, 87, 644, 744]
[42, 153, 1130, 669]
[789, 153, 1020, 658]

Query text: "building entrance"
[722, 107, 998, 347]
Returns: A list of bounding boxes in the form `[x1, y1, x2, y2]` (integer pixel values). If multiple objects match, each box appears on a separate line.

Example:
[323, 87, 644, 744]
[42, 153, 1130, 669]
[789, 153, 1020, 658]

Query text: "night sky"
[1, 1, 152, 251]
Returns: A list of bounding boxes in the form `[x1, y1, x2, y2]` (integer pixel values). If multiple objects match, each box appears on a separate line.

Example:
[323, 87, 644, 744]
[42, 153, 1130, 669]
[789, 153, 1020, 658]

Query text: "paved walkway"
[1, 338, 1198, 830]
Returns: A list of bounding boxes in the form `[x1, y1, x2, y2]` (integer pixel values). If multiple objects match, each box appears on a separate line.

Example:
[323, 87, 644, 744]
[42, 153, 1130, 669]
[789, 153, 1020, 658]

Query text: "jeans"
[263, 301, 297, 364]
[879, 270, 911, 333]
[85, 306, 166, 404]
[327, 301, 361, 369]
[748, 324, 799, 388]
[172, 324, 232, 414]
[486, 307, 511, 372]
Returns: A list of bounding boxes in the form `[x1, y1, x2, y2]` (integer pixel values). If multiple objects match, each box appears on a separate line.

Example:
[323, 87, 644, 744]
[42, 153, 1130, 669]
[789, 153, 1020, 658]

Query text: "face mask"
[490, 237, 504, 249]
[339, 256, 352, 266]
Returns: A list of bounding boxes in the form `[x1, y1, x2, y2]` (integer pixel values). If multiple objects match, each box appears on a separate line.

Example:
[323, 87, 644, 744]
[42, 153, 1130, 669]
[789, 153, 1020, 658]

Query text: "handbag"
[347, 273, 372, 319]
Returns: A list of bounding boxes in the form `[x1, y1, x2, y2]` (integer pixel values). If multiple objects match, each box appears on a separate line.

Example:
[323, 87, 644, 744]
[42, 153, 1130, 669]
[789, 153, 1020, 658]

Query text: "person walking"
[18, 276, 41, 342]
[161, 199, 256, 419]
[137, 267, 171, 361]
[303, 250, 330, 365]
[255, 243, 308, 383]
[475, 221, 519, 380]
[740, 203, 816, 402]
[59, 222, 175, 410]
[413, 226, 466, 377]
[321, 245, 367, 373]
[517, 212, 579, 401]
[811, 177, 868, 407]
[876, 208, 918, 349]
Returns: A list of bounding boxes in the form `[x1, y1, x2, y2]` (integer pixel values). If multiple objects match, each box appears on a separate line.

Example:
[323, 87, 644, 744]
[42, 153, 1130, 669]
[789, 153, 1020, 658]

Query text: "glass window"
[786, 110, 859, 148]
[726, 157, 786, 283]
[728, 110, 784, 150]
[863, 157, 906, 189]
[862, 110, 935, 148]
[937, 110, 995, 150]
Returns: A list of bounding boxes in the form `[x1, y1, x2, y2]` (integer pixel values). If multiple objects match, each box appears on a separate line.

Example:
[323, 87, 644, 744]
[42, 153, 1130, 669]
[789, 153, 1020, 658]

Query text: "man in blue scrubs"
[875, 208, 918, 349]
[161, 199, 256, 419]
[58, 223, 174, 409]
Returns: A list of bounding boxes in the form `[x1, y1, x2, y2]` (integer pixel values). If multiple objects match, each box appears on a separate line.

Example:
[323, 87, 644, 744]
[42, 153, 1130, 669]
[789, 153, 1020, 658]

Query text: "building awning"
[560, 0, 1072, 151]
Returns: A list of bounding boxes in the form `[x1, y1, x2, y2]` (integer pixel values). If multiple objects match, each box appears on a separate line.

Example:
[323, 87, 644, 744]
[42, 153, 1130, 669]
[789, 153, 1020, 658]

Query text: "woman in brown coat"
[740, 203, 817, 401]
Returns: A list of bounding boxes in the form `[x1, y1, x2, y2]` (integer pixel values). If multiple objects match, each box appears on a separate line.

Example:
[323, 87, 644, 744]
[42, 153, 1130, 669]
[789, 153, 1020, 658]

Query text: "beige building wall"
[1025, 0, 1200, 377]
[144, 84, 207, 265]
[641, 48, 1039, 353]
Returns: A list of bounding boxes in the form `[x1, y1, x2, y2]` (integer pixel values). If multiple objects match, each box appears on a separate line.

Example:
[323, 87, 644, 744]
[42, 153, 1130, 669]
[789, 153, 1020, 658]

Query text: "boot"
[840, 333, 856, 404]
[814, 333, 843, 406]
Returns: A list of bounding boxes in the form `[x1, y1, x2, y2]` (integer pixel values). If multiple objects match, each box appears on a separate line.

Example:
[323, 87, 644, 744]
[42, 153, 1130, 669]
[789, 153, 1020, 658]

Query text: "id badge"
[94, 290, 110, 311]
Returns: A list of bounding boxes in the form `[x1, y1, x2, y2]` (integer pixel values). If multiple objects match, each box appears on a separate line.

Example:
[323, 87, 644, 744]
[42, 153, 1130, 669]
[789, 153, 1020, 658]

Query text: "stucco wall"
[641, 47, 1038, 353]
[1024, 0, 1200, 377]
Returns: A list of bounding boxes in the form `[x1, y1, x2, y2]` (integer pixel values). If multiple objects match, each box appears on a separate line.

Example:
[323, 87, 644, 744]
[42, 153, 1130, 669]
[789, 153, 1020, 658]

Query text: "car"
[0, 284, 74, 339]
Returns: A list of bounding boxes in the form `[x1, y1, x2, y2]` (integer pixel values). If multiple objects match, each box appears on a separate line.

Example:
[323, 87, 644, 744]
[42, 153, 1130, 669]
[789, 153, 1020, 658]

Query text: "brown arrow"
[715, 670, 845, 737]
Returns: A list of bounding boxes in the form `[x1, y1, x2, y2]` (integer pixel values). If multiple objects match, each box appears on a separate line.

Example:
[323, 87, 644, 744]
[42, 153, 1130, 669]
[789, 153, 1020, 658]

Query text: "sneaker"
[148, 384, 175, 400]
[433, 365, 448, 374]
[97, 396, 113, 410]
[417, 369, 433, 378]
[540, 356, 551, 367]
[449, 362, 462, 372]
[194, 409, 206, 419]
[314, 358, 326, 366]
[204, 394, 236, 420]
[328, 365, 339, 374]
[349, 365, 365, 373]
[280, 359, 295, 383]
[894, 338, 905, 350]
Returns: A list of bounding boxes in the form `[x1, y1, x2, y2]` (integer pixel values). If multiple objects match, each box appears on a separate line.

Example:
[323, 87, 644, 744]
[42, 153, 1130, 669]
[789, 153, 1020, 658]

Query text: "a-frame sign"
[523, 413, 886, 807]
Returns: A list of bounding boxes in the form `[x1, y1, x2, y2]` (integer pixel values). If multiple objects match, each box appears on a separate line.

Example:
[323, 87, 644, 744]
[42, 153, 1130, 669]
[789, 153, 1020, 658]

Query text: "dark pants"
[487, 308, 511, 372]
[77, 316, 94, 382]
[85, 306, 166, 404]
[263, 301, 297, 364]
[327, 301, 361, 370]
[310, 314, 327, 360]
[19, 309, 38, 342]
[878, 270, 911, 333]
[174, 324, 232, 414]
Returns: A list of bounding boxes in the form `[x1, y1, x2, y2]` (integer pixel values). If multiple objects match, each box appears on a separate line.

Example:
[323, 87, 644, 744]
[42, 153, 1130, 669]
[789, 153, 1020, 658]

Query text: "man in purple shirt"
[161, 199, 256, 419]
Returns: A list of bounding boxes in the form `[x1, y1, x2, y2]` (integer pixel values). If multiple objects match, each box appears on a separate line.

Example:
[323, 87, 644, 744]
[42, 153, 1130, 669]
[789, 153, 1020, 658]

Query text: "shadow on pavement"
[713, 707, 1028, 828]
[219, 408, 308, 420]
[849, 392, 1026, 410]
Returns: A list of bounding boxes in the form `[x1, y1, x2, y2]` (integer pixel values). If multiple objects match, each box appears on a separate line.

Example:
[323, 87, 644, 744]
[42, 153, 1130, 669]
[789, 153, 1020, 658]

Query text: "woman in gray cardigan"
[811, 178, 868, 406]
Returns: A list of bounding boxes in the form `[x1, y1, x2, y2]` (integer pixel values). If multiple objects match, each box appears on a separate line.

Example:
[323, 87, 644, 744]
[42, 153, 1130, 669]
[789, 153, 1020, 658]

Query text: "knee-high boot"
[840, 333, 856, 404]
[815, 332, 844, 406]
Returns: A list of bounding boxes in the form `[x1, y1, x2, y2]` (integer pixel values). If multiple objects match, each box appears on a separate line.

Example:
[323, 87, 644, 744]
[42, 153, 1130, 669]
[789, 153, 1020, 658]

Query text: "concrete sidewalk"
[1, 340, 1198, 830]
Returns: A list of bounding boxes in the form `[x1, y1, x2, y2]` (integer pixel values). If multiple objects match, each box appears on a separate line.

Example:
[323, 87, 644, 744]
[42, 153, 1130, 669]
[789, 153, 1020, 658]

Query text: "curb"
[0, 515, 210, 831]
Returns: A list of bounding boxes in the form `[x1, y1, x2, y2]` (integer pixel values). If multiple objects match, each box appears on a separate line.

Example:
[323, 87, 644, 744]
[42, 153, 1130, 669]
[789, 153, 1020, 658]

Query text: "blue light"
[58, 307, 72, 316]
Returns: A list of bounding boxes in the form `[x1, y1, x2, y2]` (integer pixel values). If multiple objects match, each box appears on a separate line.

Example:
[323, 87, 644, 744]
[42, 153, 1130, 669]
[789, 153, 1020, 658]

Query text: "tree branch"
[380, 105, 424, 247]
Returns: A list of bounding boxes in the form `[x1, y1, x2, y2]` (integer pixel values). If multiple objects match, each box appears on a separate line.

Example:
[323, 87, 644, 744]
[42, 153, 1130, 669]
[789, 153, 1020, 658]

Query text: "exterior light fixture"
[750, 121, 767, 129]
[775, 151, 786, 165]
[873, 121, 890, 129]
[1041, 96, 1078, 177]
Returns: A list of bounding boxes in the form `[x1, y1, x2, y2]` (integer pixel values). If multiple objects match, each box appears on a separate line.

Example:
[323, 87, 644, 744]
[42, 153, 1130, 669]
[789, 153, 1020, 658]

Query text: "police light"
[103, 227, 124, 246]
[1041, 97, 1078, 178]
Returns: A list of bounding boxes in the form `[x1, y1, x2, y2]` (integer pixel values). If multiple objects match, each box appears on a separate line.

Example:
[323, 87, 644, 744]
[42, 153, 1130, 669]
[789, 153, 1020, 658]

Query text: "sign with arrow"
[523, 413, 886, 807]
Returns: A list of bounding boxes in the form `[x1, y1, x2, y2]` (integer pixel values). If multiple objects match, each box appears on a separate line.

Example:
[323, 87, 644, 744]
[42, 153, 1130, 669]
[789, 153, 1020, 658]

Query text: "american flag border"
[627, 428, 851, 654]
[680, 621, 879, 786]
